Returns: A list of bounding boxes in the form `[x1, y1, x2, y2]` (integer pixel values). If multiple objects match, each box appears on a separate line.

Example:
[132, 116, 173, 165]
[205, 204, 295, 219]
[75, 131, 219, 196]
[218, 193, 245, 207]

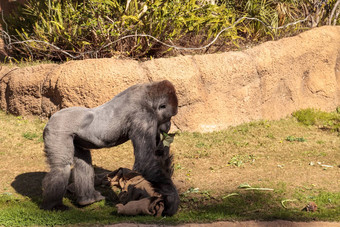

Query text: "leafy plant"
[244, 0, 278, 40]
[292, 108, 340, 132]
[228, 154, 255, 167]
[2, 0, 240, 61]
[3, 0, 339, 62]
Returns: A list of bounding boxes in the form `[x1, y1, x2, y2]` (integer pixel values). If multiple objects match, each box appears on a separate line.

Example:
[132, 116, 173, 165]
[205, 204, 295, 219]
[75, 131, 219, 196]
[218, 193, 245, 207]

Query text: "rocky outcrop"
[1, 26, 340, 132]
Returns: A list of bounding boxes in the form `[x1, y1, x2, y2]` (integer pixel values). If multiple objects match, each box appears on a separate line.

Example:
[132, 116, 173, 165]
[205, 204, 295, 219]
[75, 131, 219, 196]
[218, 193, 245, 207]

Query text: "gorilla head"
[41, 80, 179, 216]
[148, 80, 178, 125]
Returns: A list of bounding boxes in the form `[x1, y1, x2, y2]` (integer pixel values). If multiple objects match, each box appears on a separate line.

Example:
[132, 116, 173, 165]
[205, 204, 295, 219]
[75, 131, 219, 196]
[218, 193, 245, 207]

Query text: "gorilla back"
[41, 80, 178, 213]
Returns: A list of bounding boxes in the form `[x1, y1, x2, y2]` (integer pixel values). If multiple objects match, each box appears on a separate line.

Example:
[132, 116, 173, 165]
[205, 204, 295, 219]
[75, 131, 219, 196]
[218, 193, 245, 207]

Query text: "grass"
[0, 109, 339, 226]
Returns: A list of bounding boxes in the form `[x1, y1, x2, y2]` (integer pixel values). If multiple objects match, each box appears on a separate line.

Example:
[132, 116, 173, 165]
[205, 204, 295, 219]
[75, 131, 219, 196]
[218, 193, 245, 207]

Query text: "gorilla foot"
[52, 204, 70, 211]
[77, 191, 105, 206]
[41, 203, 69, 211]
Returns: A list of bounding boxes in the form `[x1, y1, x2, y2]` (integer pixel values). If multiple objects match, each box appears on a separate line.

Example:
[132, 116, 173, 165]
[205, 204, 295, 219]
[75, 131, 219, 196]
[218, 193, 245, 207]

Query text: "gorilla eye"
[159, 104, 167, 110]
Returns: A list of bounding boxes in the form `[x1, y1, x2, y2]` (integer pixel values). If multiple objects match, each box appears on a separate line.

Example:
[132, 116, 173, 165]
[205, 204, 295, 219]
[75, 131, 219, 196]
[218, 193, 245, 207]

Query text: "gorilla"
[41, 80, 179, 216]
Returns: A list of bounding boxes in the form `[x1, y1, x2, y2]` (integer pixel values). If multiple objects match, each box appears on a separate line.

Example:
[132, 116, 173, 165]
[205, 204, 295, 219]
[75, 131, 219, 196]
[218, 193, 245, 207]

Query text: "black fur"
[41, 80, 178, 213]
[151, 142, 180, 216]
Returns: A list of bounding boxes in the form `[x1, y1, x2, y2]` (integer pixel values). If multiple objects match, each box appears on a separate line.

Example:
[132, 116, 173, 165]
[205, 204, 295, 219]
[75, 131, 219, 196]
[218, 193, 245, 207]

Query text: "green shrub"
[292, 108, 317, 126]
[1, 0, 339, 62]
[2, 0, 240, 61]
[292, 108, 340, 132]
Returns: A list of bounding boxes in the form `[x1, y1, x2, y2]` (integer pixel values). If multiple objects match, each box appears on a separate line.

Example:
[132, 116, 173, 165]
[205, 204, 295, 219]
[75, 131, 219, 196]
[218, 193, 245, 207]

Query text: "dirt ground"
[1, 110, 340, 226]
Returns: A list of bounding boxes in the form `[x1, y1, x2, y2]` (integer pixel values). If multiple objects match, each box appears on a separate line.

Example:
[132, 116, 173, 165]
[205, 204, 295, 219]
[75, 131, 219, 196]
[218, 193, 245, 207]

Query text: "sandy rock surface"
[1, 26, 340, 132]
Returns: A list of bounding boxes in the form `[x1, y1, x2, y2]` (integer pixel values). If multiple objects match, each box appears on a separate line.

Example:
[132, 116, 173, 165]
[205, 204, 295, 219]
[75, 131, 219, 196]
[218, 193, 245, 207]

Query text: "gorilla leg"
[41, 165, 71, 210]
[160, 182, 180, 216]
[41, 133, 74, 210]
[73, 147, 105, 206]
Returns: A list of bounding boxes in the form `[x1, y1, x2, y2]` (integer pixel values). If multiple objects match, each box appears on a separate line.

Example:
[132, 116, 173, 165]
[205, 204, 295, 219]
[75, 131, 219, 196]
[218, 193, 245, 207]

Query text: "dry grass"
[0, 110, 340, 225]
[0, 113, 46, 195]
[171, 119, 340, 196]
[1, 110, 339, 198]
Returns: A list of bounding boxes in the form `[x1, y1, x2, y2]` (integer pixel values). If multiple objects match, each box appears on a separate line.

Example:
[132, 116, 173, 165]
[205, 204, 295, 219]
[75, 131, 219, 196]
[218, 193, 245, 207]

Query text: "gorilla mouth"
[159, 121, 171, 134]
[156, 133, 161, 146]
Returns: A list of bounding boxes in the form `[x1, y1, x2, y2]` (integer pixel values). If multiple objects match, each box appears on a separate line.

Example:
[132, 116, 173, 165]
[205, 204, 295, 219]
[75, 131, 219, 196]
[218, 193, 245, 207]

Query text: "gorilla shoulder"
[45, 107, 92, 131]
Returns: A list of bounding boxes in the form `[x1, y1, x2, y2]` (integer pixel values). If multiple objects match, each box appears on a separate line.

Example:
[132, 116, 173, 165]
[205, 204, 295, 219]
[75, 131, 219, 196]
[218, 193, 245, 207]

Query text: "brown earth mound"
[1, 26, 340, 132]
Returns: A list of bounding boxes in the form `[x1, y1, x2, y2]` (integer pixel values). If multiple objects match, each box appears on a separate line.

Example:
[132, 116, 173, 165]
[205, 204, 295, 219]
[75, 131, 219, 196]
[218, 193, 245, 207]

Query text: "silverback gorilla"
[41, 80, 179, 216]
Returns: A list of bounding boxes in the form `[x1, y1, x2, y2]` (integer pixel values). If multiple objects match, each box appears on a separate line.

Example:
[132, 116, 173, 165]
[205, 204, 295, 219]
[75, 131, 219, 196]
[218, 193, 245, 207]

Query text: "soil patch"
[1, 111, 339, 225]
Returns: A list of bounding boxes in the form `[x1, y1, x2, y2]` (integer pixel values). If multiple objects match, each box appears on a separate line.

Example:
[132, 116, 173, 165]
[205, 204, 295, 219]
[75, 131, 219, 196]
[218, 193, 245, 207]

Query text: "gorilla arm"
[130, 127, 180, 217]
[130, 118, 159, 174]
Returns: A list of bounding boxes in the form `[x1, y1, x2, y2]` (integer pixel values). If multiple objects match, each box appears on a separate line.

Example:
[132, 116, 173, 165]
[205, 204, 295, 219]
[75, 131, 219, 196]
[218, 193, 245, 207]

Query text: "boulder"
[1, 26, 340, 132]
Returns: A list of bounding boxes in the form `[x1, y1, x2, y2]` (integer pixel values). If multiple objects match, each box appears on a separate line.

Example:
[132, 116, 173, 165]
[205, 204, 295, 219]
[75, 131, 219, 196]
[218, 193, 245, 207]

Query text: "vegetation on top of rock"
[1, 0, 339, 62]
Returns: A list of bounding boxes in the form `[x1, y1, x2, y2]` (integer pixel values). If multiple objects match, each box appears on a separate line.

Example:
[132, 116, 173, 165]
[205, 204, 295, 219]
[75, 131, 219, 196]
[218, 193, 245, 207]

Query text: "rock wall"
[1, 26, 340, 132]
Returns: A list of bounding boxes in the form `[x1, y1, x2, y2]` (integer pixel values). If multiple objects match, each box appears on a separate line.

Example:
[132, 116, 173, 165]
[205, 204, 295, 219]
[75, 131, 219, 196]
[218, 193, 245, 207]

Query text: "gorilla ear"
[159, 104, 167, 110]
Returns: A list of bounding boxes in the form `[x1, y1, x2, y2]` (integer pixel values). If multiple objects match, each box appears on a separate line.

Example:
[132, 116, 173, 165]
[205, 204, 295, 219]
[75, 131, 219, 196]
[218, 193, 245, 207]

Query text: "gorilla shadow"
[11, 166, 120, 206]
[11, 172, 46, 202]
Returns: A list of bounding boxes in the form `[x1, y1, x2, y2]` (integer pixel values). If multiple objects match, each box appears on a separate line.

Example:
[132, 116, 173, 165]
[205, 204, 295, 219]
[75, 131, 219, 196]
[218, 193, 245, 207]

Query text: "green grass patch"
[22, 132, 39, 140]
[285, 136, 306, 142]
[1, 188, 339, 226]
[292, 108, 340, 132]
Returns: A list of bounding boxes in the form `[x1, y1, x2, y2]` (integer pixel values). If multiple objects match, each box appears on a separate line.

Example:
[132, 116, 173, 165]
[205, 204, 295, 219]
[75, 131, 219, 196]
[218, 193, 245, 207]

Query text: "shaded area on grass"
[1, 189, 339, 226]
[9, 166, 121, 209]
[6, 170, 337, 226]
[11, 172, 44, 200]
[5, 166, 340, 226]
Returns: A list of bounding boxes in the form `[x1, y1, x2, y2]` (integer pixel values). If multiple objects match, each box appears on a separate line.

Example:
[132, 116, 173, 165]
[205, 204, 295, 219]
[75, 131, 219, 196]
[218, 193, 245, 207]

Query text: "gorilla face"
[156, 100, 178, 125]
[147, 80, 178, 130]
[156, 101, 177, 136]
[156, 101, 176, 146]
